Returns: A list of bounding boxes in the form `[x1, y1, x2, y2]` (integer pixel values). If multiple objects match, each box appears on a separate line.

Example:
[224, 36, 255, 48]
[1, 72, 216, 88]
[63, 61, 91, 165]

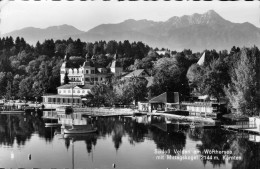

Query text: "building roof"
[80, 84, 94, 89]
[58, 84, 76, 89]
[149, 92, 179, 103]
[42, 94, 82, 98]
[82, 60, 95, 67]
[124, 69, 149, 78]
[110, 60, 121, 68]
[57, 84, 93, 89]
[145, 77, 154, 88]
[156, 51, 167, 55]
[197, 52, 205, 66]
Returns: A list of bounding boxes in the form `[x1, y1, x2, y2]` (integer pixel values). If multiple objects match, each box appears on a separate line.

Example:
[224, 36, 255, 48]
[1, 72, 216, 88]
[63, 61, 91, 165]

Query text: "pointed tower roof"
[85, 53, 91, 60]
[197, 52, 205, 66]
[110, 52, 121, 68]
[82, 60, 94, 67]
[110, 60, 121, 68]
[64, 54, 69, 61]
[61, 61, 67, 68]
[113, 51, 118, 60]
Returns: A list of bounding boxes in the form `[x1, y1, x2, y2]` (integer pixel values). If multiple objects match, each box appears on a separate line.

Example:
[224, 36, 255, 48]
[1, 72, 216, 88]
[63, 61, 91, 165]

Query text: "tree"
[151, 57, 184, 96]
[19, 77, 33, 98]
[114, 77, 148, 105]
[12, 74, 22, 98]
[55, 43, 67, 56]
[186, 63, 203, 90]
[225, 47, 260, 115]
[64, 72, 69, 85]
[83, 43, 94, 56]
[105, 40, 118, 54]
[5, 81, 12, 100]
[89, 83, 115, 107]
[199, 58, 230, 100]
[42, 39, 55, 56]
[0, 72, 7, 97]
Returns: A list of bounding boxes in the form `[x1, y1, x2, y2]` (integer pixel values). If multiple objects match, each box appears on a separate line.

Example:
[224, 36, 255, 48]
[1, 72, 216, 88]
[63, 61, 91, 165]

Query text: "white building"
[42, 54, 123, 106]
[60, 55, 123, 85]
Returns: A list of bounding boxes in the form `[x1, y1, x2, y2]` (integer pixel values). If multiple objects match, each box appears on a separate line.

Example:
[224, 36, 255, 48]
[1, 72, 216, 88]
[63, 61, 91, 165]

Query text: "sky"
[0, 0, 260, 34]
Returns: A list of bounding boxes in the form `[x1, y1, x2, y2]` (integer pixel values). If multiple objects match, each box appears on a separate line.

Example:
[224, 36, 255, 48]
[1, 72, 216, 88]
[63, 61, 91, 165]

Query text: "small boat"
[64, 126, 98, 134]
[45, 123, 62, 127]
[133, 112, 143, 116]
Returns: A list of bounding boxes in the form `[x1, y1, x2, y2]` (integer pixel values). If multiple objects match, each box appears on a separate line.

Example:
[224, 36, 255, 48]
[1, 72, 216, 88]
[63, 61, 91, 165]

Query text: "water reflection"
[0, 113, 260, 169]
[0, 112, 45, 147]
[63, 133, 98, 153]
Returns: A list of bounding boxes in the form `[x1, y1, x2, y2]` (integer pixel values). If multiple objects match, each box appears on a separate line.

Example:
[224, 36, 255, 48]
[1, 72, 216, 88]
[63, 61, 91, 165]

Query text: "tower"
[110, 53, 123, 76]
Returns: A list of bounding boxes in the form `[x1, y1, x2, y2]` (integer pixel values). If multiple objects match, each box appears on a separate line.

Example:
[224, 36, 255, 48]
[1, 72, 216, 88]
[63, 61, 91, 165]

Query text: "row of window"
[47, 98, 81, 103]
[85, 77, 103, 81]
[68, 77, 104, 82]
[58, 89, 88, 94]
[69, 77, 81, 82]
[62, 69, 96, 74]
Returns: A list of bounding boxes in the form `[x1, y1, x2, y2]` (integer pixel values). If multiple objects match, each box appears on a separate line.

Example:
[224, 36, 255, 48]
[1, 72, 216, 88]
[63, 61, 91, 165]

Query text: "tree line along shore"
[0, 36, 259, 116]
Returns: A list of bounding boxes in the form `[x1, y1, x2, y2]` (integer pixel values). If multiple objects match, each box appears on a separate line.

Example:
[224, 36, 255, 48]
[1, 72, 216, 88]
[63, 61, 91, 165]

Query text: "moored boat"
[45, 123, 62, 127]
[64, 126, 97, 134]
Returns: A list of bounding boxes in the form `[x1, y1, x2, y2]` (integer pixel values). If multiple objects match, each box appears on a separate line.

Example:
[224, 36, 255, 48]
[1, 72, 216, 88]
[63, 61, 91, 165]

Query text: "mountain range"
[3, 10, 260, 52]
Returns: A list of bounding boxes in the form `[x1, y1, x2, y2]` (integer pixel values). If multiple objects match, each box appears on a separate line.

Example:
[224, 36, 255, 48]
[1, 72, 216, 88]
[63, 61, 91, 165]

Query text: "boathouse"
[182, 101, 226, 118]
[148, 92, 180, 112]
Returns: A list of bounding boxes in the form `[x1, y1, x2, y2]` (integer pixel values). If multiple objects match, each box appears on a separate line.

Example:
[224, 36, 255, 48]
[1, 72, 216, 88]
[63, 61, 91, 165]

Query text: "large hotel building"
[42, 54, 123, 106]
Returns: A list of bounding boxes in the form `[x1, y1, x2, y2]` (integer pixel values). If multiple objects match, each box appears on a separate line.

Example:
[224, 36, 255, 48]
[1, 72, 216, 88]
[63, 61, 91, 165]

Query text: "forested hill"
[3, 10, 260, 51]
[0, 36, 259, 115]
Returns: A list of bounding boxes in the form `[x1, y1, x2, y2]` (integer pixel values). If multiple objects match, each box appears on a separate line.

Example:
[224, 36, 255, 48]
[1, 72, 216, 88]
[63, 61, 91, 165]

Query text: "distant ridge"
[3, 10, 260, 52]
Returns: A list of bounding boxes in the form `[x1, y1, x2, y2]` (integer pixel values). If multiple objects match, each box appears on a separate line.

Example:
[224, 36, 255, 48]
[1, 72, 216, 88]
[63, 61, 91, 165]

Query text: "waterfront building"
[182, 102, 226, 118]
[137, 92, 180, 112]
[42, 54, 123, 106]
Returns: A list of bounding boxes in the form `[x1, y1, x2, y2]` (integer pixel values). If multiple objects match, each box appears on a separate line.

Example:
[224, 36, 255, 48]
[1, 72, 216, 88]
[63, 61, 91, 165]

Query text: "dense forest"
[0, 36, 259, 115]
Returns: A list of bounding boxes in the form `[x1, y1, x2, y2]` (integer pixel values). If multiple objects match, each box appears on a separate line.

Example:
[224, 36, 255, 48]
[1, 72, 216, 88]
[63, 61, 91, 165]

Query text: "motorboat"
[64, 125, 97, 134]
[45, 123, 62, 127]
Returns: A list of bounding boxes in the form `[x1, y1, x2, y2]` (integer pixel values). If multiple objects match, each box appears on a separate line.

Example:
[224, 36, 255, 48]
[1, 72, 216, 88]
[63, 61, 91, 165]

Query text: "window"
[85, 78, 89, 81]
[91, 78, 94, 81]
[58, 90, 61, 94]
[101, 77, 102, 81]
[91, 70, 95, 74]
[64, 90, 66, 93]
[95, 77, 98, 81]
[73, 90, 75, 93]
[86, 70, 89, 74]
[82, 90, 85, 93]
[68, 90, 71, 93]
[77, 90, 80, 93]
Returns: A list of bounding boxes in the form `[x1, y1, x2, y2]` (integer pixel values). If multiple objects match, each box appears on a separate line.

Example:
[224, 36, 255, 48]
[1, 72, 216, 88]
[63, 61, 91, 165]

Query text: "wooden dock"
[0, 110, 24, 114]
[221, 125, 260, 135]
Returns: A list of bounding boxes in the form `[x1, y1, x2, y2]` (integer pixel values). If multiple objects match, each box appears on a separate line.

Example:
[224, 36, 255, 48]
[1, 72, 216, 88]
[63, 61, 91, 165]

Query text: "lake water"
[0, 112, 259, 169]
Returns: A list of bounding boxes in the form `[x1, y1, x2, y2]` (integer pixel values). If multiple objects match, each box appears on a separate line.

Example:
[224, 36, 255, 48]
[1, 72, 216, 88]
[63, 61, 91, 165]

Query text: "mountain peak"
[203, 10, 224, 21]
[166, 10, 226, 27]
[205, 10, 218, 16]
